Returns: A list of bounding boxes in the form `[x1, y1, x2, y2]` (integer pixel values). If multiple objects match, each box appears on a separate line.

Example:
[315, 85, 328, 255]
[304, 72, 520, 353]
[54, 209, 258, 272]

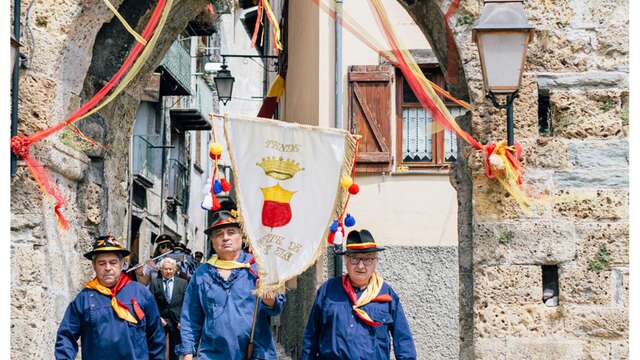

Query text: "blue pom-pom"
[344, 214, 356, 227]
[330, 220, 339, 233]
[213, 180, 223, 194]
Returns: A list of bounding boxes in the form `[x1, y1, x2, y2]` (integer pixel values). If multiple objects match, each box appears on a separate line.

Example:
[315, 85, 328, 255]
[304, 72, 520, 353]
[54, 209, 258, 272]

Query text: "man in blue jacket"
[179, 209, 285, 360]
[55, 235, 165, 359]
[301, 229, 417, 360]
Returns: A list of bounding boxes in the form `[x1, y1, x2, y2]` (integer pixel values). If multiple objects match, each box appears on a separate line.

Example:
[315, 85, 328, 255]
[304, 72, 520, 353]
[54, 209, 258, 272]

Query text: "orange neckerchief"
[342, 273, 392, 327]
[85, 274, 143, 324]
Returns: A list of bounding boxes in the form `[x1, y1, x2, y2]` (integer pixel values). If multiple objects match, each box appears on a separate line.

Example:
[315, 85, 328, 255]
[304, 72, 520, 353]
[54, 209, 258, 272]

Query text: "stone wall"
[11, 0, 207, 358]
[447, 0, 629, 358]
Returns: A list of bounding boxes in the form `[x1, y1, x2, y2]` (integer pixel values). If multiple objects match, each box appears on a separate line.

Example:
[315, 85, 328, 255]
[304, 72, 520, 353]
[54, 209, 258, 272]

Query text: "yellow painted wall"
[348, 175, 458, 247]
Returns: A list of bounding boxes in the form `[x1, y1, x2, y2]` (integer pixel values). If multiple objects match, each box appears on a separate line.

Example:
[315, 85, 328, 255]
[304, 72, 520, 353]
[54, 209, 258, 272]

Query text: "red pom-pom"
[211, 195, 221, 211]
[348, 183, 360, 195]
[221, 179, 232, 192]
[327, 232, 335, 245]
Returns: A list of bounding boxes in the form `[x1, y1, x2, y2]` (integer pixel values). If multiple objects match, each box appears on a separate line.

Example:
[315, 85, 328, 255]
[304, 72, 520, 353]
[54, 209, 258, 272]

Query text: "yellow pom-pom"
[340, 176, 353, 189]
[209, 142, 223, 156]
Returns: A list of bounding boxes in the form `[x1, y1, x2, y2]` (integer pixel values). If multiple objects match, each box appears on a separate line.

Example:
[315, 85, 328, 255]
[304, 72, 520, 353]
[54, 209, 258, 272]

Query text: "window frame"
[395, 66, 457, 170]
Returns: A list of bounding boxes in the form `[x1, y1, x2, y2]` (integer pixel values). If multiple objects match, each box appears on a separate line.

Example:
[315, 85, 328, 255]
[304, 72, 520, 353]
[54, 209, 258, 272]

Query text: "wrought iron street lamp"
[473, 0, 533, 146]
[213, 59, 235, 106]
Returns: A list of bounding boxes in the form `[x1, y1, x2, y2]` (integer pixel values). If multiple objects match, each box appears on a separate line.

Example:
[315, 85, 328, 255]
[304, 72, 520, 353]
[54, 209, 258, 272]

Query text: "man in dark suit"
[150, 257, 187, 360]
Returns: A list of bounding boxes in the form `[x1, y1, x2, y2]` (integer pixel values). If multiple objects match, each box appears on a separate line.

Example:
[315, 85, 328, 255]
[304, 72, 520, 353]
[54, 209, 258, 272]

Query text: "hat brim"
[204, 221, 241, 235]
[337, 246, 386, 255]
[84, 248, 131, 260]
[155, 239, 173, 246]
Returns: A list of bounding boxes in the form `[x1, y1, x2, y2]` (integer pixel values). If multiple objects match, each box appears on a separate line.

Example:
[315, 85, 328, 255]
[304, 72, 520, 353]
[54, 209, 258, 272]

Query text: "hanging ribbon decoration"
[311, 0, 472, 111]
[310, 0, 530, 209]
[201, 119, 232, 212]
[250, 0, 283, 53]
[367, 0, 530, 209]
[10, 0, 173, 229]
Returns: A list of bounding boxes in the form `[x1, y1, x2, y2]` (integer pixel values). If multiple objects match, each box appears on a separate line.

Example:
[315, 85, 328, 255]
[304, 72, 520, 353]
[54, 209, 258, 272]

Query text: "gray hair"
[158, 257, 177, 269]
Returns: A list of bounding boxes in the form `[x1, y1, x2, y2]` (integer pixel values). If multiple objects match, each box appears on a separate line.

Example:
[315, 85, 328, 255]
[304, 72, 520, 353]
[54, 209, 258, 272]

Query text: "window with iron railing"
[167, 158, 189, 214]
[132, 135, 163, 183]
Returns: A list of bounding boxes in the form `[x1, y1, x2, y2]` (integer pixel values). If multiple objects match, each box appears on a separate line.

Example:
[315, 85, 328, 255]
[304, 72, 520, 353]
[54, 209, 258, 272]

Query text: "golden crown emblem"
[256, 157, 304, 180]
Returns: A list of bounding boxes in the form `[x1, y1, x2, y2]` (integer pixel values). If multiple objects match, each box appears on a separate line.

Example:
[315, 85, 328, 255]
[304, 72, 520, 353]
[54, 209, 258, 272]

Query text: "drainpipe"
[11, 0, 21, 176]
[333, 0, 344, 277]
[159, 97, 167, 233]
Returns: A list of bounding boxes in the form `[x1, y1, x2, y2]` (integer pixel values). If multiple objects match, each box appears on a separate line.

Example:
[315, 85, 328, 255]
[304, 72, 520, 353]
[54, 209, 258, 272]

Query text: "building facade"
[10, 0, 628, 359]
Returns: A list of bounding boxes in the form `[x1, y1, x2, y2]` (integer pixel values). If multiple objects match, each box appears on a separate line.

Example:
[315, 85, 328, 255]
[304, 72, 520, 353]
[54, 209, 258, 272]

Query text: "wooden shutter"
[348, 65, 393, 174]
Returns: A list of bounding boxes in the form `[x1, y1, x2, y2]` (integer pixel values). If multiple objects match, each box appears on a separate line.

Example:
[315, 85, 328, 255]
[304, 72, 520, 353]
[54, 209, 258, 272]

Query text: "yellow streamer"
[266, 75, 285, 99]
[103, 0, 148, 45]
[262, 0, 283, 50]
[77, 0, 174, 121]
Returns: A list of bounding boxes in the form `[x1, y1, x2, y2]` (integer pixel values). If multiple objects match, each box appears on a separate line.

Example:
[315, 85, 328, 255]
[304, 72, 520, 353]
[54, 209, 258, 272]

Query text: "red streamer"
[11, 0, 168, 229]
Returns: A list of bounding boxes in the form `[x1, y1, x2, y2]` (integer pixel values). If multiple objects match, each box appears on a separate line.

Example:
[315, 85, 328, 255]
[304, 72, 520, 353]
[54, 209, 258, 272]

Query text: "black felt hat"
[84, 235, 131, 260]
[340, 229, 385, 255]
[204, 209, 241, 235]
[155, 234, 175, 247]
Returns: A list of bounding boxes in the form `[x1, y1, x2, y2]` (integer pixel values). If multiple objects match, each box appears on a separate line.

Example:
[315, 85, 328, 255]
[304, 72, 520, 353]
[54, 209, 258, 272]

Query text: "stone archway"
[11, 1, 209, 357]
[396, 1, 476, 359]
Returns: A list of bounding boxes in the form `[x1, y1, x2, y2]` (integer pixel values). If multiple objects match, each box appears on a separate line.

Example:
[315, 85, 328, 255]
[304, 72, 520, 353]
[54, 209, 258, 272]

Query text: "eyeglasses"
[346, 256, 377, 266]
[159, 244, 171, 249]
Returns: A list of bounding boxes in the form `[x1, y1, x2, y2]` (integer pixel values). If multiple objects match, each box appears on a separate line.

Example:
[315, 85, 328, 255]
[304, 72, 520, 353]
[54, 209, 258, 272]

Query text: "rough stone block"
[554, 169, 628, 189]
[610, 340, 629, 359]
[474, 220, 576, 265]
[81, 182, 103, 225]
[560, 264, 612, 305]
[567, 139, 628, 169]
[474, 304, 564, 338]
[588, 0, 629, 71]
[31, 140, 90, 182]
[472, 175, 545, 222]
[553, 139, 628, 188]
[505, 338, 583, 360]
[583, 340, 611, 360]
[612, 267, 628, 308]
[523, 138, 569, 169]
[527, 29, 588, 72]
[550, 89, 626, 139]
[553, 189, 628, 221]
[17, 74, 58, 135]
[537, 71, 628, 91]
[475, 266, 541, 305]
[576, 222, 628, 267]
[474, 338, 507, 360]
[14, 246, 46, 284]
[564, 305, 628, 339]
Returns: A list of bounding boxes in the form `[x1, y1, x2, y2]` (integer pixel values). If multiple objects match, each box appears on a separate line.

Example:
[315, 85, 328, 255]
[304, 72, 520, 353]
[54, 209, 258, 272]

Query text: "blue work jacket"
[178, 251, 285, 359]
[55, 280, 165, 360]
[301, 277, 417, 360]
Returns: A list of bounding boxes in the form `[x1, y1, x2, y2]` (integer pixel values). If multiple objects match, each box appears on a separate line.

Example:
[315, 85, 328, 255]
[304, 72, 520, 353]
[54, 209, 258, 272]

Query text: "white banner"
[224, 115, 356, 292]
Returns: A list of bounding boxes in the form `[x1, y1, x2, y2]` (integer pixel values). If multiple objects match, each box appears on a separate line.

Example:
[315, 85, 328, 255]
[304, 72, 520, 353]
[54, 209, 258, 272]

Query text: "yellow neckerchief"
[207, 255, 252, 270]
[343, 272, 392, 327]
[85, 277, 138, 324]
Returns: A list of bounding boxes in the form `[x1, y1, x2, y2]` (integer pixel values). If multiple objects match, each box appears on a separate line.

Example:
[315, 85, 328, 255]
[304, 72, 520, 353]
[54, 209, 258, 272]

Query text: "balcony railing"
[158, 41, 192, 96]
[192, 76, 216, 117]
